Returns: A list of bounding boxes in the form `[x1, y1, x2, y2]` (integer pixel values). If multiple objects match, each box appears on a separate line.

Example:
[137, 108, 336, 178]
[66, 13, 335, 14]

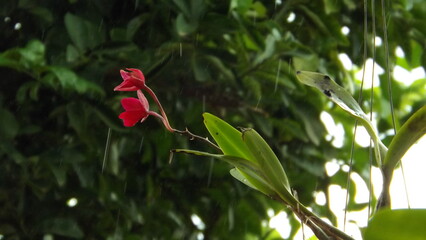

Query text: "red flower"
[114, 68, 146, 91]
[119, 90, 152, 127]
[115, 68, 175, 132]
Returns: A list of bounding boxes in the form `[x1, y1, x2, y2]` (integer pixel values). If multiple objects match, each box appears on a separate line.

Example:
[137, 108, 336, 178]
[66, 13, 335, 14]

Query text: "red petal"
[114, 80, 140, 91]
[126, 68, 145, 82]
[120, 70, 128, 79]
[121, 97, 144, 111]
[137, 90, 150, 111]
[119, 111, 145, 127]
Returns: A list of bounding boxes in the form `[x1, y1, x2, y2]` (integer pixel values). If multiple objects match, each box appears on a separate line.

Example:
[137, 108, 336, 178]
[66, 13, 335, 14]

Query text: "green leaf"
[364, 209, 426, 240]
[296, 71, 388, 166]
[230, 0, 253, 13]
[323, 0, 341, 14]
[18, 40, 46, 68]
[229, 168, 258, 190]
[0, 40, 46, 71]
[175, 13, 197, 37]
[293, 55, 320, 72]
[202, 113, 296, 203]
[47, 66, 104, 96]
[64, 13, 105, 51]
[126, 14, 147, 40]
[241, 128, 291, 194]
[0, 108, 19, 140]
[383, 105, 426, 175]
[203, 113, 255, 162]
[254, 34, 276, 64]
[66, 44, 80, 62]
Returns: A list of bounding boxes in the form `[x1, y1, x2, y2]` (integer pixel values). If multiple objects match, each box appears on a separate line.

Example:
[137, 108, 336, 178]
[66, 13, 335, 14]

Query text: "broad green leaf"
[0, 108, 19, 140]
[47, 66, 105, 96]
[229, 168, 258, 190]
[230, 0, 253, 13]
[254, 33, 276, 64]
[250, 1, 267, 18]
[383, 105, 426, 176]
[203, 113, 255, 162]
[241, 128, 291, 194]
[64, 13, 105, 51]
[173, 0, 191, 17]
[126, 14, 147, 40]
[175, 13, 197, 37]
[364, 209, 426, 240]
[323, 0, 341, 14]
[293, 55, 320, 72]
[18, 40, 46, 68]
[296, 71, 388, 166]
[0, 54, 20, 69]
[66, 44, 80, 62]
[0, 40, 45, 71]
[202, 114, 296, 202]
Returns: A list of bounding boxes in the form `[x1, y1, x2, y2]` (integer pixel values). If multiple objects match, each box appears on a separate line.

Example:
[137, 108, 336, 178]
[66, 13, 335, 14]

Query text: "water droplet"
[66, 197, 78, 207]
[14, 22, 22, 30]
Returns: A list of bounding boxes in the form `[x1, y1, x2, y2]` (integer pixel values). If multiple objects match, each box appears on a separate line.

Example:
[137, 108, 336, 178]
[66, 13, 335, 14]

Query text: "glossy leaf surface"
[364, 209, 426, 240]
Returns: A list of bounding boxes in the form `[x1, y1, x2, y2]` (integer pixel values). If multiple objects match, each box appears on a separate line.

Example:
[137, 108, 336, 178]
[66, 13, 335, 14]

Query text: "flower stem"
[144, 85, 173, 130]
[174, 128, 221, 151]
[149, 111, 220, 151]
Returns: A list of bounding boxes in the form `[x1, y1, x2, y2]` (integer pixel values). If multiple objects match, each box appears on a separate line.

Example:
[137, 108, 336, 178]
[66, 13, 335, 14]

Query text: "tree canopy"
[0, 0, 425, 239]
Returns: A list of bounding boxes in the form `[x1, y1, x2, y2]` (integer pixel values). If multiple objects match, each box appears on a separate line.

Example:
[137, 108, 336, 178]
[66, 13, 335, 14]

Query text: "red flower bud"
[114, 68, 146, 91]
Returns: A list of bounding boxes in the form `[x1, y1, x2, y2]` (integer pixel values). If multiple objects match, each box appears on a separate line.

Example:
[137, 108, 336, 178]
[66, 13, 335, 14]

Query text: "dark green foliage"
[0, 0, 425, 239]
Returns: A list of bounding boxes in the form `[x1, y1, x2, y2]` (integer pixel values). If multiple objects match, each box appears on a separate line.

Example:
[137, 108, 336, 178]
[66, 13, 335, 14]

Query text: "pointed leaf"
[295, 71, 388, 166]
[241, 128, 291, 194]
[230, 168, 257, 190]
[383, 106, 426, 175]
[364, 209, 426, 240]
[202, 113, 256, 163]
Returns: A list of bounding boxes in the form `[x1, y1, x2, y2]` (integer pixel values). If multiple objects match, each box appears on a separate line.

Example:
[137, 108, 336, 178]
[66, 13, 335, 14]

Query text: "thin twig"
[174, 128, 221, 151]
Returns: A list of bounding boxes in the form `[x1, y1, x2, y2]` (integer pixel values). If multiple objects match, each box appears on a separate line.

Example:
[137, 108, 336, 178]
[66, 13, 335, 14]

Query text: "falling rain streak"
[274, 59, 281, 93]
[102, 128, 112, 174]
[207, 158, 214, 187]
[139, 136, 144, 154]
[202, 95, 206, 112]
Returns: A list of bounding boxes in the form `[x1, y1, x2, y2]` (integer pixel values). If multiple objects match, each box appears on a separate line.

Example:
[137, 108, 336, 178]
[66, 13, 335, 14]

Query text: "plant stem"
[144, 85, 172, 128]
[174, 128, 221, 151]
[275, 196, 355, 240]
[150, 112, 221, 151]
